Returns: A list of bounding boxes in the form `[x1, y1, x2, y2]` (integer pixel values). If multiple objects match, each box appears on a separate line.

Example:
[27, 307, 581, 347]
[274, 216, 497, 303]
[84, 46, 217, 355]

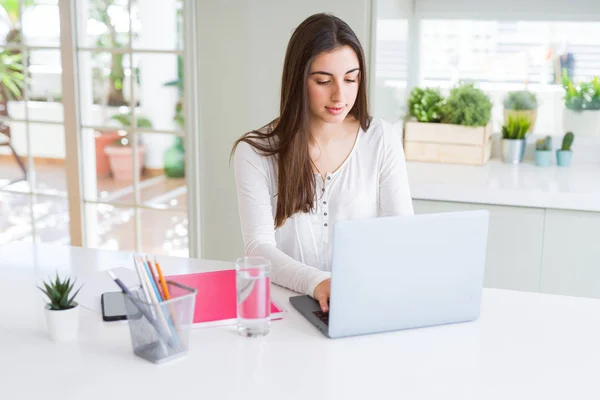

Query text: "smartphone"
[101, 291, 128, 321]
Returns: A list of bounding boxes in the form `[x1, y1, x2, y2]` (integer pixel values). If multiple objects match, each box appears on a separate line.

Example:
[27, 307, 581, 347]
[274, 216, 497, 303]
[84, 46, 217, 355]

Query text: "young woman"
[232, 13, 413, 312]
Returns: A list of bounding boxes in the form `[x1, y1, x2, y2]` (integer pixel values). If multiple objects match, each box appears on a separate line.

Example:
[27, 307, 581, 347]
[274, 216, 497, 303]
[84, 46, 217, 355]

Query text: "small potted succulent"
[503, 90, 538, 133]
[38, 274, 83, 342]
[534, 136, 553, 167]
[501, 114, 531, 164]
[556, 131, 575, 167]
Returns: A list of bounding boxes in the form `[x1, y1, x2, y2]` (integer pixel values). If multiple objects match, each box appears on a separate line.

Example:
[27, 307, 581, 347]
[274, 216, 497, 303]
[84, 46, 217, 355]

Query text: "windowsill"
[407, 159, 600, 212]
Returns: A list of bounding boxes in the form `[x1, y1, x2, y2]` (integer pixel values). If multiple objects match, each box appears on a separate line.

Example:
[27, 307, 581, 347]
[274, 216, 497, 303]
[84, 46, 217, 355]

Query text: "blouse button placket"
[322, 173, 330, 242]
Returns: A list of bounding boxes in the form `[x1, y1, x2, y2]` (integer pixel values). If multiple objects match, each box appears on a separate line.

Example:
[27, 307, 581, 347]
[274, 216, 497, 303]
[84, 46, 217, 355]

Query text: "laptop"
[289, 210, 489, 339]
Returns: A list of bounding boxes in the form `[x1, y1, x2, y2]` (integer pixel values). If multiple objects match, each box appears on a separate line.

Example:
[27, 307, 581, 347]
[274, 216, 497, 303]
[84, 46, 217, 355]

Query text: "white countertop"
[407, 160, 600, 212]
[2, 243, 600, 399]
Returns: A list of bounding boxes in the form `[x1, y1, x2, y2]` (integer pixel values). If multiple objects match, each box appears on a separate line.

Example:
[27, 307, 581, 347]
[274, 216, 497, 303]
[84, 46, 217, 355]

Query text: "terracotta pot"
[95, 131, 122, 178]
[105, 145, 145, 181]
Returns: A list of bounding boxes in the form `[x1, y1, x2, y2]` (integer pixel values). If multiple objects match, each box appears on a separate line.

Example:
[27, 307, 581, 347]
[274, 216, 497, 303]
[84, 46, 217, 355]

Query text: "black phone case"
[101, 292, 128, 322]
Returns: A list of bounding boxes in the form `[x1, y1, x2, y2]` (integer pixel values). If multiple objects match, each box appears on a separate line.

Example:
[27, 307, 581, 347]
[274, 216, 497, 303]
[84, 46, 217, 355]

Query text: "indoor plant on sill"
[562, 71, 600, 136]
[501, 114, 531, 164]
[503, 90, 538, 133]
[38, 274, 83, 343]
[534, 136, 553, 167]
[404, 82, 493, 165]
[104, 112, 153, 181]
[556, 131, 575, 167]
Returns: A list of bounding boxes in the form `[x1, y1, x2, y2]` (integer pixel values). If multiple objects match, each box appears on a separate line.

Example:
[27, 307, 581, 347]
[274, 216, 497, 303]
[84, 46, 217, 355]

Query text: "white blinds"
[414, 0, 600, 21]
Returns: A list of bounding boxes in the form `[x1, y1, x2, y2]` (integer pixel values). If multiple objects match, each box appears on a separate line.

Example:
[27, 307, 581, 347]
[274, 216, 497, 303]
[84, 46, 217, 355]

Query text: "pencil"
[132, 255, 152, 304]
[146, 256, 164, 300]
[139, 256, 163, 303]
[154, 257, 171, 300]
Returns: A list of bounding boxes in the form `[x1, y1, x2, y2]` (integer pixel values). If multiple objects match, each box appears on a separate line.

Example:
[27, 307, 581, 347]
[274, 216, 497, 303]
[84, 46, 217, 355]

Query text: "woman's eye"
[345, 79, 356, 83]
[317, 81, 330, 85]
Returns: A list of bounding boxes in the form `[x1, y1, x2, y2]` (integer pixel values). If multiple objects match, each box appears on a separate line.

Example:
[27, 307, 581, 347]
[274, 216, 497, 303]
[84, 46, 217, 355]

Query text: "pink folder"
[166, 269, 284, 328]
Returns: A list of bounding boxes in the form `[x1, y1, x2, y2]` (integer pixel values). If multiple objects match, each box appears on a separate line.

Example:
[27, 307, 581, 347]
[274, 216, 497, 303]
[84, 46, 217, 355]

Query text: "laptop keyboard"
[313, 310, 329, 326]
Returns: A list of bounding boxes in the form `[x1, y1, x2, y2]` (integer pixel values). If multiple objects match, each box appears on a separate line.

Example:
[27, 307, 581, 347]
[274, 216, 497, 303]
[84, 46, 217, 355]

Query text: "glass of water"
[235, 256, 271, 337]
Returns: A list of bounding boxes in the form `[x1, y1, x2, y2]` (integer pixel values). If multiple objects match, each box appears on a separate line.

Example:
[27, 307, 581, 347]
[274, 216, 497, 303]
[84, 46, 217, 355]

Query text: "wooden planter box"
[403, 121, 492, 165]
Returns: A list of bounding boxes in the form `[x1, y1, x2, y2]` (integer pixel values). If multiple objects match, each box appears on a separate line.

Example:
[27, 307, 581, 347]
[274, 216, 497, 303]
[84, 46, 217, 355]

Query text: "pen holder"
[124, 281, 197, 364]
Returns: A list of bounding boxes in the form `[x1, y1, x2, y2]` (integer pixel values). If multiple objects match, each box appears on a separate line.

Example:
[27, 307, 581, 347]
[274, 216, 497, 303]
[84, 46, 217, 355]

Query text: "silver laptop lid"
[328, 210, 489, 338]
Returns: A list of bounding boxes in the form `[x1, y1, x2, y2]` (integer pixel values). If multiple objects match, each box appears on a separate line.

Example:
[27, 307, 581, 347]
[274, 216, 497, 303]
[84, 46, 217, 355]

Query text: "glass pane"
[85, 202, 135, 252]
[140, 208, 188, 257]
[28, 50, 63, 116]
[420, 20, 553, 84]
[82, 128, 144, 206]
[132, 0, 183, 51]
[0, 120, 29, 193]
[139, 133, 186, 209]
[133, 53, 183, 132]
[22, 1, 61, 47]
[418, 20, 600, 135]
[552, 22, 600, 83]
[78, 0, 131, 49]
[0, 120, 27, 188]
[0, 192, 32, 244]
[32, 194, 70, 244]
[0, 0, 21, 47]
[78, 51, 134, 127]
[29, 123, 66, 195]
[374, 18, 409, 124]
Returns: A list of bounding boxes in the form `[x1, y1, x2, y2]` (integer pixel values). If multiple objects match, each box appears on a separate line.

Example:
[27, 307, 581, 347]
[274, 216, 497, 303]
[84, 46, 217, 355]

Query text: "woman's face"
[307, 45, 361, 125]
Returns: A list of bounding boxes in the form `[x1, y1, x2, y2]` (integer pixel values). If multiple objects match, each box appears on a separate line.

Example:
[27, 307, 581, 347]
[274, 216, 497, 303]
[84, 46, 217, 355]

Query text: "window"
[421, 20, 600, 85]
[0, 0, 69, 245]
[371, 17, 600, 135]
[417, 20, 600, 134]
[372, 18, 409, 125]
[1, 0, 195, 258]
[76, 0, 189, 257]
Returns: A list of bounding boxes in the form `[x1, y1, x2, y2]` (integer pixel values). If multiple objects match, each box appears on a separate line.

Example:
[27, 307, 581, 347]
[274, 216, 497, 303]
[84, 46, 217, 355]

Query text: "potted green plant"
[534, 136, 553, 167]
[404, 82, 493, 165]
[562, 71, 600, 136]
[501, 114, 531, 164]
[503, 90, 537, 133]
[556, 131, 575, 167]
[104, 112, 153, 181]
[38, 273, 83, 342]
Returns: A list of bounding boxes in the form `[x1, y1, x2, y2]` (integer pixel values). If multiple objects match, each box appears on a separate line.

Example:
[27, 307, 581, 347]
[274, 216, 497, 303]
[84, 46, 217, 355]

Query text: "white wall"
[195, 0, 372, 262]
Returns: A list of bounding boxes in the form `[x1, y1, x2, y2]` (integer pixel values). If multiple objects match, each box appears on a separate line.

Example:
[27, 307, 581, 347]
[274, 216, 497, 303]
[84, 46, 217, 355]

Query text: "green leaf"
[67, 287, 82, 307]
[38, 287, 51, 303]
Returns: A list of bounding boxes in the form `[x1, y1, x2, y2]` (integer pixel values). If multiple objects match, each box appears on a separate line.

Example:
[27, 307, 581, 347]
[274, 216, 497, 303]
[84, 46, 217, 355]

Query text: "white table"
[1, 243, 599, 399]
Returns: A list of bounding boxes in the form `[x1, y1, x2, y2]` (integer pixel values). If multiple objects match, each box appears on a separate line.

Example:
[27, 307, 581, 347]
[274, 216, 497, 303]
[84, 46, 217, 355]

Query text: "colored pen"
[146, 256, 164, 299]
[154, 257, 171, 300]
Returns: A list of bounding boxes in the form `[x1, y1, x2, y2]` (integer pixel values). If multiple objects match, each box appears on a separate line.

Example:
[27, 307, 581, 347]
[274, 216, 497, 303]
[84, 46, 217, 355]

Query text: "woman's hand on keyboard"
[313, 278, 331, 312]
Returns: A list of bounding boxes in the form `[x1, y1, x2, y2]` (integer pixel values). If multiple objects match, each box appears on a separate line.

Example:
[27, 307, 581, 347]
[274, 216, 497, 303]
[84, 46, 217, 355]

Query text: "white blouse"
[233, 118, 414, 297]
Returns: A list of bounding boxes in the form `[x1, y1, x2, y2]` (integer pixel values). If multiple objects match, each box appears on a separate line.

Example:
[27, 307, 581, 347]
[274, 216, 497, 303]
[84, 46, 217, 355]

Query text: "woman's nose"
[331, 83, 342, 102]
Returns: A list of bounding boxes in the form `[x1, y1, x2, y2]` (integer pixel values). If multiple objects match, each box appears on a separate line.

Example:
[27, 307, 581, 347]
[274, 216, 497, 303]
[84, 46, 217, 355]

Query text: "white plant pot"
[44, 303, 80, 343]
[563, 109, 600, 137]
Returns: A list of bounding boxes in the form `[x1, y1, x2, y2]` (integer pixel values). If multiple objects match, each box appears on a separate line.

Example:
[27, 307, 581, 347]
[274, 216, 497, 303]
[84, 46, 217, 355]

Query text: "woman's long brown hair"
[231, 13, 371, 228]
